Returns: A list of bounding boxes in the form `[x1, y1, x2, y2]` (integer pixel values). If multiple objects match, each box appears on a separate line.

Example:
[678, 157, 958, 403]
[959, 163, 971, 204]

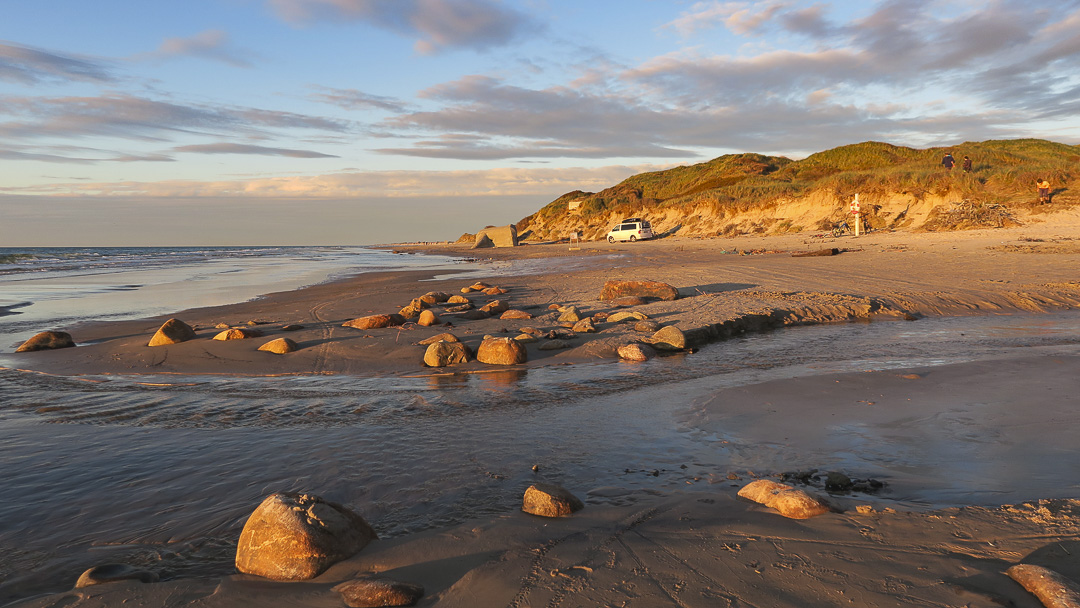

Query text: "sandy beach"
[4, 214, 1080, 607]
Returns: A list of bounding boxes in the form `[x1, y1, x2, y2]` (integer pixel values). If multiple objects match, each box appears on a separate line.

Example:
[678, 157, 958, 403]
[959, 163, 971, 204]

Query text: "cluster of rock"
[69, 481, 587, 606]
[334, 279, 693, 369]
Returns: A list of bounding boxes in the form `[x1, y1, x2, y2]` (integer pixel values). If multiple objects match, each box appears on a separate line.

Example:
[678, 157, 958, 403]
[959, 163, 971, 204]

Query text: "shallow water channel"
[2, 311, 1079, 603]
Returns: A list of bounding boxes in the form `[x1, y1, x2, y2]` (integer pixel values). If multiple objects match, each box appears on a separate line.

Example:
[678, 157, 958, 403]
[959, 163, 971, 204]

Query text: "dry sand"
[7, 212, 1080, 607]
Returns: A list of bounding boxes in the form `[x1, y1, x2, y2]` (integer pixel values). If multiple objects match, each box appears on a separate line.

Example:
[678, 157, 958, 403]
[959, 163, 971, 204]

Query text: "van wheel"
[629, 235, 636, 242]
[608, 236, 615, 243]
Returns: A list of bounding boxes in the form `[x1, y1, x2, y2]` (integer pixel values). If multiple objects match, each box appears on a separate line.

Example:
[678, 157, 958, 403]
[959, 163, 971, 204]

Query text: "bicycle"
[831, 221, 849, 237]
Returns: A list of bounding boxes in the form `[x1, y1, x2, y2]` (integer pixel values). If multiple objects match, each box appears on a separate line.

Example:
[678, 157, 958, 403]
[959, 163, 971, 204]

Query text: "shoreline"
[8, 219, 1080, 377]
[5, 223, 1080, 607]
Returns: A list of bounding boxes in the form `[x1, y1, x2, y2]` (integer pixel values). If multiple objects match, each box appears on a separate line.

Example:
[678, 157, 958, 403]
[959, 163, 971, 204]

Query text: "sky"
[3, 0, 1080, 245]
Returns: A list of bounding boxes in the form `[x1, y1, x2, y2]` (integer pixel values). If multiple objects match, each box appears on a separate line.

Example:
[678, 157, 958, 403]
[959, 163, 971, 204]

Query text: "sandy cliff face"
[521, 188, 1027, 242]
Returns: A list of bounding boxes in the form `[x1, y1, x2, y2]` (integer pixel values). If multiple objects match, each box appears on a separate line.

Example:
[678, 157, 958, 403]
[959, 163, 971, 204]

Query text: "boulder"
[476, 337, 527, 365]
[460, 309, 490, 320]
[634, 319, 662, 333]
[518, 326, 542, 335]
[482, 286, 508, 295]
[647, 325, 686, 350]
[469, 282, 491, 290]
[215, 323, 230, 329]
[75, 564, 159, 588]
[235, 492, 377, 581]
[417, 333, 459, 346]
[522, 483, 584, 517]
[500, 309, 533, 320]
[737, 480, 829, 519]
[617, 343, 656, 362]
[148, 319, 197, 346]
[557, 307, 581, 323]
[514, 334, 539, 343]
[571, 318, 596, 333]
[16, 331, 75, 353]
[334, 577, 425, 608]
[423, 341, 471, 367]
[398, 305, 421, 320]
[598, 280, 679, 302]
[446, 295, 470, 305]
[444, 303, 473, 313]
[417, 310, 439, 327]
[419, 292, 450, 305]
[607, 311, 648, 324]
[258, 338, 299, 354]
[480, 299, 510, 315]
[214, 328, 257, 341]
[343, 314, 404, 330]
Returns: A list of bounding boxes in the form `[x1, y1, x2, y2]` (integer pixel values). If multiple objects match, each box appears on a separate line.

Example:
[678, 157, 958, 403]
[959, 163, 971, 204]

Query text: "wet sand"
[6, 214, 1080, 607]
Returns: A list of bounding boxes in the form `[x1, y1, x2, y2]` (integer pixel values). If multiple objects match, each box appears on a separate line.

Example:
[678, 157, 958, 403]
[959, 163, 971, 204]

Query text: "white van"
[606, 218, 654, 242]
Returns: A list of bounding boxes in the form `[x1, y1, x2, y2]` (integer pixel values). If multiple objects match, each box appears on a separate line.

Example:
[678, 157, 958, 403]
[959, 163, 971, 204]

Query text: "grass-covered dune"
[517, 139, 1080, 241]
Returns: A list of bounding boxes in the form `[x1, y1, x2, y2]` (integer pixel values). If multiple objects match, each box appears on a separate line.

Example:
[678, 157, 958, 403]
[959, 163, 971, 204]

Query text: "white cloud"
[0, 42, 115, 84]
[151, 30, 255, 67]
[266, 0, 538, 53]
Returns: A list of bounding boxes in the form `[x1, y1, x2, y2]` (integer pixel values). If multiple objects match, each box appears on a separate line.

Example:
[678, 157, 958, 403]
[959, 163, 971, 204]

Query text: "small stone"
[617, 343, 655, 361]
[482, 286, 507, 295]
[647, 325, 686, 350]
[514, 333, 539, 343]
[398, 305, 421, 319]
[607, 311, 648, 324]
[281, 324, 305, 331]
[74, 564, 159, 588]
[598, 280, 679, 301]
[334, 577, 425, 608]
[480, 299, 510, 315]
[522, 483, 584, 518]
[571, 318, 596, 333]
[343, 314, 405, 330]
[460, 309, 490, 320]
[557, 307, 581, 323]
[417, 332, 459, 346]
[446, 295, 470, 304]
[16, 331, 76, 353]
[258, 338, 299, 354]
[538, 339, 572, 351]
[417, 310, 439, 326]
[215, 323, 230, 329]
[737, 479, 829, 519]
[633, 319, 662, 333]
[855, 505, 874, 515]
[214, 328, 256, 341]
[500, 309, 533, 320]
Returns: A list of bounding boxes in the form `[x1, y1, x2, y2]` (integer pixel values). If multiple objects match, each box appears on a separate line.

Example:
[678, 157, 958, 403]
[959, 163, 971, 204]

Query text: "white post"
[852, 193, 861, 237]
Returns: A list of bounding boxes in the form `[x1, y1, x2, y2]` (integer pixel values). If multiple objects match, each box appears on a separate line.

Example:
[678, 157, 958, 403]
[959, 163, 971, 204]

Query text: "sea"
[2, 246, 1080, 603]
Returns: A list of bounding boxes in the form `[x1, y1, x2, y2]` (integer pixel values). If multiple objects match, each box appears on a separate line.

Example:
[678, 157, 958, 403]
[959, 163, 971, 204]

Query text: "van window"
[642, 221, 652, 229]
[621, 223, 635, 230]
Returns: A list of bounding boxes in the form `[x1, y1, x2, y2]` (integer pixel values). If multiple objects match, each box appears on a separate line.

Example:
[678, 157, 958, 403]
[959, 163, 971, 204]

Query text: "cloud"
[266, 0, 538, 53]
[174, 142, 339, 158]
[0, 41, 115, 84]
[308, 86, 410, 112]
[664, 1, 792, 37]
[5, 165, 663, 198]
[151, 30, 255, 67]
[0, 93, 351, 158]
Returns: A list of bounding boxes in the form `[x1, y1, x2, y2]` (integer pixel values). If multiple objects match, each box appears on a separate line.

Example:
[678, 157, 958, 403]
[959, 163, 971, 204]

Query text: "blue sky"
[3, 0, 1080, 245]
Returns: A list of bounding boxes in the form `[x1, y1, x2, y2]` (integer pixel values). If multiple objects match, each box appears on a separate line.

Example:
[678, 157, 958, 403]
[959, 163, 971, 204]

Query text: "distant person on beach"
[962, 156, 972, 172]
[942, 153, 955, 170]
[1037, 179, 1051, 203]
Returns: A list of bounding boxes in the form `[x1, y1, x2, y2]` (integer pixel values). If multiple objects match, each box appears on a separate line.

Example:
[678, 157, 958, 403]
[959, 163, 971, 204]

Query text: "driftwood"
[1006, 564, 1080, 608]
[792, 248, 840, 257]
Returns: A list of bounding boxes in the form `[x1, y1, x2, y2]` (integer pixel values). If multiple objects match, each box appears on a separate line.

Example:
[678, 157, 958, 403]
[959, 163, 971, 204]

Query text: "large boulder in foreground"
[236, 492, 377, 581]
[522, 483, 584, 517]
[737, 479, 830, 519]
[16, 331, 75, 353]
[598, 280, 679, 302]
[148, 319, 197, 346]
[476, 337, 527, 365]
